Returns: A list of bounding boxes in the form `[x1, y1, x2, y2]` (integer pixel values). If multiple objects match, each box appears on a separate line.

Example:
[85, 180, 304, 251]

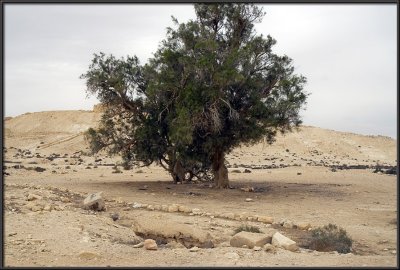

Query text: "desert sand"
[3, 109, 398, 267]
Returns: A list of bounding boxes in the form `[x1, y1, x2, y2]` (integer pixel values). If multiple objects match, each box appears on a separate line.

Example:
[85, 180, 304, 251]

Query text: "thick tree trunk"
[212, 150, 229, 188]
[172, 160, 185, 184]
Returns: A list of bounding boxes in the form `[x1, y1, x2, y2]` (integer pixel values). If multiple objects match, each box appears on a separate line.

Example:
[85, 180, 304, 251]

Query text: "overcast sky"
[4, 4, 397, 139]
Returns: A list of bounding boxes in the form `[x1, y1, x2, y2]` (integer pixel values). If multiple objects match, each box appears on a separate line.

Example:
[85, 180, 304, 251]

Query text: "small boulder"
[271, 232, 298, 252]
[144, 239, 158, 250]
[83, 192, 105, 211]
[27, 193, 42, 201]
[189, 246, 200, 252]
[263, 243, 277, 253]
[282, 220, 294, 229]
[296, 222, 311, 230]
[191, 208, 202, 215]
[178, 205, 192, 213]
[258, 216, 274, 224]
[230, 230, 275, 249]
[168, 204, 179, 212]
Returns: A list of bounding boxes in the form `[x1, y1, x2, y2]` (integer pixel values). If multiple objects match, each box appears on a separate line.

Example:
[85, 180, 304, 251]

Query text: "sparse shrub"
[65, 166, 71, 169]
[231, 169, 241, 173]
[309, 223, 352, 254]
[34, 167, 46, 172]
[28, 161, 38, 164]
[135, 169, 144, 173]
[233, 224, 261, 235]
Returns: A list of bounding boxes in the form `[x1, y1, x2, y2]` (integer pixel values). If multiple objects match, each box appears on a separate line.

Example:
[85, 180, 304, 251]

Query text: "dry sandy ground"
[2, 110, 398, 267]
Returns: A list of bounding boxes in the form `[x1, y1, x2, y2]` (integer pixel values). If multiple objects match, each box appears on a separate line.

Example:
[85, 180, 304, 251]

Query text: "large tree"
[81, 3, 308, 188]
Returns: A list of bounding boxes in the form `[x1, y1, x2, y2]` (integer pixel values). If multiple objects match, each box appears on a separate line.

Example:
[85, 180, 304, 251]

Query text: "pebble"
[192, 208, 202, 215]
[132, 242, 144, 248]
[132, 202, 142, 209]
[245, 198, 253, 202]
[144, 239, 157, 250]
[189, 246, 200, 252]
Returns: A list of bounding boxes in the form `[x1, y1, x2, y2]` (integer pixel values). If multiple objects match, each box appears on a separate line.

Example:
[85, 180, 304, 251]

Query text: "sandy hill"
[4, 109, 397, 166]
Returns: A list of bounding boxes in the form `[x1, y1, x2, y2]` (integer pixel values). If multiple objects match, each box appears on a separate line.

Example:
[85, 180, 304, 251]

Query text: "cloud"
[4, 4, 397, 138]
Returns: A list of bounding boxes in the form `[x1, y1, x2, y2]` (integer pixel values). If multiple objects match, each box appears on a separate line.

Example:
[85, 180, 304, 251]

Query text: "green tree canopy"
[81, 3, 308, 188]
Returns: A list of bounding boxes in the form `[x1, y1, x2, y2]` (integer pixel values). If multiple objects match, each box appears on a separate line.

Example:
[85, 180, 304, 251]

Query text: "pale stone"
[178, 205, 192, 213]
[283, 221, 294, 229]
[132, 242, 144, 248]
[263, 243, 277, 253]
[168, 204, 179, 212]
[245, 198, 253, 202]
[132, 202, 142, 209]
[43, 204, 52, 211]
[258, 216, 274, 224]
[83, 192, 105, 211]
[189, 246, 200, 252]
[271, 232, 298, 252]
[253, 246, 262, 251]
[161, 205, 169, 211]
[296, 222, 311, 230]
[27, 193, 42, 201]
[192, 208, 202, 215]
[144, 239, 158, 250]
[230, 230, 276, 249]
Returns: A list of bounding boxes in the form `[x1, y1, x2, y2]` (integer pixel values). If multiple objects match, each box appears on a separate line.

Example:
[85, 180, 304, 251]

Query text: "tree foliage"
[81, 3, 308, 188]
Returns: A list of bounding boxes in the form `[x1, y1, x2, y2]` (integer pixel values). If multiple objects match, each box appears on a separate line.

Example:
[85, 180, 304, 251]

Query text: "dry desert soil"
[2, 109, 398, 267]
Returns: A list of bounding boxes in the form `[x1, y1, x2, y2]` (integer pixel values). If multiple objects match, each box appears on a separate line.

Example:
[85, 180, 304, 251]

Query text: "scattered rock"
[253, 246, 262, 251]
[168, 204, 179, 212]
[296, 222, 311, 230]
[189, 246, 200, 252]
[178, 205, 192, 213]
[165, 241, 186, 249]
[271, 232, 298, 252]
[240, 187, 254, 192]
[263, 243, 277, 253]
[257, 216, 274, 224]
[192, 208, 202, 215]
[230, 230, 275, 249]
[26, 201, 43, 212]
[27, 193, 42, 201]
[144, 239, 158, 250]
[245, 198, 253, 202]
[132, 202, 142, 209]
[282, 220, 294, 229]
[110, 213, 119, 221]
[132, 242, 144, 248]
[132, 219, 215, 248]
[83, 192, 105, 211]
[43, 204, 53, 211]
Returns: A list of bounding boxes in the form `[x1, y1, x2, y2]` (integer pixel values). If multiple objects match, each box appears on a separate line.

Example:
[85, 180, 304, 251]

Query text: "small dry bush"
[309, 223, 352, 253]
[233, 224, 261, 235]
